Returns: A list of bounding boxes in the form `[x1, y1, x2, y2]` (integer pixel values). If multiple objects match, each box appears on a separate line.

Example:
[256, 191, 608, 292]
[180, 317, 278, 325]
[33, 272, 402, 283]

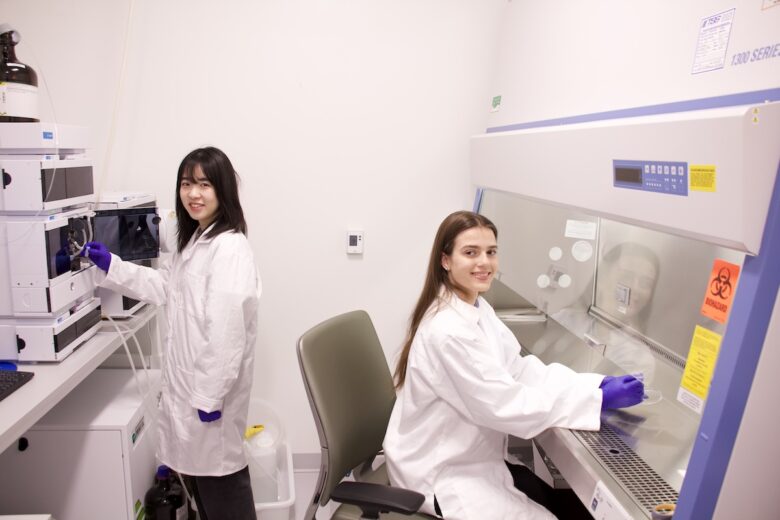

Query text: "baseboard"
[293, 452, 321, 471]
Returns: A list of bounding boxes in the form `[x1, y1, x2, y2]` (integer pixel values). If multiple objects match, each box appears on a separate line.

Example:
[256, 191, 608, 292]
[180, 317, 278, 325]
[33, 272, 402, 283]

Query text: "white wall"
[488, 0, 779, 126]
[2, 0, 508, 452]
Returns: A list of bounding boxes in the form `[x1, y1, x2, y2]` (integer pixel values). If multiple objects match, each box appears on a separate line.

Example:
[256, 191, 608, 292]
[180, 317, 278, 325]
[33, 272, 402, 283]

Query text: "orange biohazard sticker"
[700, 259, 741, 324]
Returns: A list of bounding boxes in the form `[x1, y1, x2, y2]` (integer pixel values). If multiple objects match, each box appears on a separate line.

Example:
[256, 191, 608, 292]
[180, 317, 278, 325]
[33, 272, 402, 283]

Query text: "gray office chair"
[297, 310, 434, 520]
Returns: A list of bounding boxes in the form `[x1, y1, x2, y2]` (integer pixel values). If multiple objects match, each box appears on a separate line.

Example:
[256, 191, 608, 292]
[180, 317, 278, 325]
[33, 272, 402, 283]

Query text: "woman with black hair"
[83, 146, 261, 519]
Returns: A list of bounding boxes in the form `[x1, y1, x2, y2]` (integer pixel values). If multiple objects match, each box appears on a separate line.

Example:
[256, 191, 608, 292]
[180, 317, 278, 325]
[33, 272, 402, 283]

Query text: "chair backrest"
[297, 310, 397, 510]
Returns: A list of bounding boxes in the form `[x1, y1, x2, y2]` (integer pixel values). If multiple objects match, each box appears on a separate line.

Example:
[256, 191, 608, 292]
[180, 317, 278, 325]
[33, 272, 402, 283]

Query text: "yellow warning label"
[690, 164, 716, 192]
[680, 326, 722, 399]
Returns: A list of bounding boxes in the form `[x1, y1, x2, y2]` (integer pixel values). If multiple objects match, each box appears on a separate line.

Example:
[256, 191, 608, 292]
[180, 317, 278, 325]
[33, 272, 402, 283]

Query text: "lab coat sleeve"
[431, 328, 602, 439]
[190, 236, 259, 412]
[491, 309, 605, 390]
[94, 253, 172, 306]
[510, 353, 605, 395]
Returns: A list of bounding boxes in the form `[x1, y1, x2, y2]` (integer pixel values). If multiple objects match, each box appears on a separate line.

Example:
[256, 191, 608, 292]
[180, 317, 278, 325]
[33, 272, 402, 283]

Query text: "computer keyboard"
[0, 370, 34, 402]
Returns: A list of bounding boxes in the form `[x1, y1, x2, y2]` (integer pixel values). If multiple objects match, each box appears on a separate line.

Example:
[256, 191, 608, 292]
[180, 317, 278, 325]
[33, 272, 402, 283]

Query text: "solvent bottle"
[144, 465, 185, 520]
[0, 24, 39, 122]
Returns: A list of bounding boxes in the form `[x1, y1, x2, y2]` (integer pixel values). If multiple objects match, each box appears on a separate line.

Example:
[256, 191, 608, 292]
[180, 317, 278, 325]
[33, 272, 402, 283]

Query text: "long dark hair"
[175, 146, 248, 252]
[393, 210, 498, 389]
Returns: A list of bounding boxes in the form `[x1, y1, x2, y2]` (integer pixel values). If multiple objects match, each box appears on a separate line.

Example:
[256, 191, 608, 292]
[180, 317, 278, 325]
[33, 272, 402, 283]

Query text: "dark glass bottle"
[144, 465, 184, 520]
[0, 24, 39, 122]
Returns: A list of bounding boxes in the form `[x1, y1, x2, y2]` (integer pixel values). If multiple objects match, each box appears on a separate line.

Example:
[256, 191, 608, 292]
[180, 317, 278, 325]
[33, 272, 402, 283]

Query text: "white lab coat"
[383, 292, 603, 519]
[96, 227, 261, 476]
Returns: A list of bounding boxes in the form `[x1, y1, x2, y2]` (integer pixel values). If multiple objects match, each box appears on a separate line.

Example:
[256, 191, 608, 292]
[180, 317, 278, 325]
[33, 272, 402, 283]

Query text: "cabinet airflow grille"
[574, 424, 679, 516]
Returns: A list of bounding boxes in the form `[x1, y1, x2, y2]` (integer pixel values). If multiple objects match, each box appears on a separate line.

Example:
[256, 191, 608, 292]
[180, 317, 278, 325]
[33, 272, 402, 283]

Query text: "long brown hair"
[393, 210, 498, 389]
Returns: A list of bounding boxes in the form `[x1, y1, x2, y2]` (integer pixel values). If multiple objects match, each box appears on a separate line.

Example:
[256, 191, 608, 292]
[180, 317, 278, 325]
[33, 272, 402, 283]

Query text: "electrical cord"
[3, 0, 136, 251]
[95, 0, 137, 206]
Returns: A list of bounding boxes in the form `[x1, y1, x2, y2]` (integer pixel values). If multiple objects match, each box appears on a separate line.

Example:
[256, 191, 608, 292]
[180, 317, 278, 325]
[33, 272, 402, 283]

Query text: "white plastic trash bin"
[253, 440, 295, 520]
[245, 399, 296, 520]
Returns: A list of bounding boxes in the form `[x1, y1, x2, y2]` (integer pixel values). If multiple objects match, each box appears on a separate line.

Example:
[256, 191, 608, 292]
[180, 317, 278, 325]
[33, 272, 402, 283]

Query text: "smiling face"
[179, 164, 220, 230]
[442, 226, 498, 304]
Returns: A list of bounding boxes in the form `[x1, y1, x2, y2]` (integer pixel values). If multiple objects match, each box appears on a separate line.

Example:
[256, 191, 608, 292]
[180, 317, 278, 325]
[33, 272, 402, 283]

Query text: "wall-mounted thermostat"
[346, 230, 364, 254]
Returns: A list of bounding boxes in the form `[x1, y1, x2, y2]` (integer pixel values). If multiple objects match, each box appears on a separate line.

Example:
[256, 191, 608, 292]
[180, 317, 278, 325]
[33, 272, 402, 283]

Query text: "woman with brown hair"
[383, 210, 642, 519]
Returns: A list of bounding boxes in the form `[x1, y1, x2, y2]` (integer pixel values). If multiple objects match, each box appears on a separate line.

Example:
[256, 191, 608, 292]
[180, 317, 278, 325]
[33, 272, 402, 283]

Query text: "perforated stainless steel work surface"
[574, 424, 679, 515]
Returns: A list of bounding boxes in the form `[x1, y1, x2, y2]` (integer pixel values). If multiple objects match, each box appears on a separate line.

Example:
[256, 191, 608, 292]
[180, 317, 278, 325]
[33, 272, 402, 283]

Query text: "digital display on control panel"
[615, 167, 643, 185]
[613, 159, 688, 197]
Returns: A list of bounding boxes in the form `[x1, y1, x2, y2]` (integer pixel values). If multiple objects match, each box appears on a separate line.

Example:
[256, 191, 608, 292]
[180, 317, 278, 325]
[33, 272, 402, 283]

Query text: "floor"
[289, 468, 336, 520]
[190, 468, 328, 520]
[262, 443, 534, 520]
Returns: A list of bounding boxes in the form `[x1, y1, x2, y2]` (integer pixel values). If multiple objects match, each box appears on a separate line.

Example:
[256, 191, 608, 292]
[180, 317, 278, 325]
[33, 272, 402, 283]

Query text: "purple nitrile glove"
[198, 409, 222, 422]
[80, 241, 112, 272]
[600, 374, 644, 410]
[600, 375, 617, 388]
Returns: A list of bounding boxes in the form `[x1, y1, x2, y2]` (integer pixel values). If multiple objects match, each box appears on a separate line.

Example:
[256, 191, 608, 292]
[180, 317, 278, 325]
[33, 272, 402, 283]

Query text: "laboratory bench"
[0, 304, 158, 455]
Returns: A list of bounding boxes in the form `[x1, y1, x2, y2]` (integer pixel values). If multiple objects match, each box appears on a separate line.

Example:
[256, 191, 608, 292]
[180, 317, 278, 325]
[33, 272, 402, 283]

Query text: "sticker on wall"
[564, 219, 597, 240]
[491, 95, 502, 113]
[700, 259, 741, 324]
[689, 164, 716, 192]
[691, 8, 736, 74]
[678, 325, 723, 414]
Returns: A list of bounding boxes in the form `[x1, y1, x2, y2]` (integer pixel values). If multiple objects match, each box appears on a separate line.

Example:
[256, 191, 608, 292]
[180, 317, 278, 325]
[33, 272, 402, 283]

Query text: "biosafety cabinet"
[472, 102, 780, 519]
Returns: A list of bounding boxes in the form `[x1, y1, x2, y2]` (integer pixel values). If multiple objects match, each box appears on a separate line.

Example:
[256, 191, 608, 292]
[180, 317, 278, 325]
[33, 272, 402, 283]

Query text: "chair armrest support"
[331, 481, 425, 519]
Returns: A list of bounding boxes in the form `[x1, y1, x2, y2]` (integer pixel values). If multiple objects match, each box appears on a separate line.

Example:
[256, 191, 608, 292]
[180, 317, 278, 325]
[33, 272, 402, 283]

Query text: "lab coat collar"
[440, 288, 482, 326]
[181, 222, 218, 261]
[195, 222, 218, 243]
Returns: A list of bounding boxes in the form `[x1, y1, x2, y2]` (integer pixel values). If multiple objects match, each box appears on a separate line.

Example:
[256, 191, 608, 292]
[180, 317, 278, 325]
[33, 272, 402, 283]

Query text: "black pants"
[182, 465, 257, 520]
[505, 463, 592, 519]
[434, 463, 591, 519]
